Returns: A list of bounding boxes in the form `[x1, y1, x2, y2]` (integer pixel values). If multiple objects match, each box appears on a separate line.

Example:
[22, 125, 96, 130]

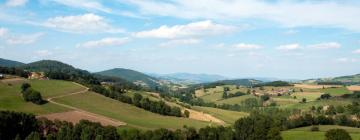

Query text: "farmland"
[53, 91, 213, 130]
[282, 125, 360, 140]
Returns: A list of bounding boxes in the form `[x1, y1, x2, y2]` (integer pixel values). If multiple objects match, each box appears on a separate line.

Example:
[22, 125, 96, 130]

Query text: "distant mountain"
[96, 68, 162, 88]
[0, 58, 25, 67]
[151, 73, 228, 84]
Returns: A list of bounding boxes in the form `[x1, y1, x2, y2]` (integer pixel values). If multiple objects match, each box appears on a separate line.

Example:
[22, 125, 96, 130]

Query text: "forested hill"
[0, 58, 25, 67]
[96, 68, 161, 88]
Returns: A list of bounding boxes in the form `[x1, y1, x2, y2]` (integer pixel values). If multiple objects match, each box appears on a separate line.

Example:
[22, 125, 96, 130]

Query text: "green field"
[0, 80, 72, 114]
[29, 80, 86, 98]
[282, 125, 360, 140]
[53, 91, 211, 130]
[279, 98, 353, 110]
[192, 106, 248, 124]
[320, 87, 352, 96]
[217, 94, 258, 105]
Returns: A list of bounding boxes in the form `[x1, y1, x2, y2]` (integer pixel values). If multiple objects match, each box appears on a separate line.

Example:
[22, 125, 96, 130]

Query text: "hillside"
[0, 58, 24, 67]
[153, 73, 228, 84]
[302, 74, 360, 85]
[217, 79, 262, 86]
[96, 68, 161, 88]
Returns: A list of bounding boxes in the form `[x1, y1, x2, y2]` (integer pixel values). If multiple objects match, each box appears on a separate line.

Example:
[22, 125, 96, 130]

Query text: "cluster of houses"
[28, 72, 48, 80]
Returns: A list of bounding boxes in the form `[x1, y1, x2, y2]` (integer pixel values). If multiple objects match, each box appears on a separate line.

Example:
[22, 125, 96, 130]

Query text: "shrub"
[325, 129, 351, 140]
[184, 110, 190, 118]
[310, 126, 319, 131]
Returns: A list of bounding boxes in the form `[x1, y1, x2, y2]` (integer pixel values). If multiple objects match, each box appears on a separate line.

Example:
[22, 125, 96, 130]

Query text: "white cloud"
[34, 50, 52, 56]
[5, 33, 44, 45]
[6, 0, 28, 7]
[308, 42, 341, 49]
[353, 49, 360, 54]
[77, 37, 129, 48]
[43, 13, 123, 33]
[0, 28, 8, 37]
[0, 27, 43, 45]
[335, 57, 357, 63]
[126, 0, 360, 31]
[277, 44, 301, 51]
[233, 43, 262, 50]
[134, 20, 236, 39]
[160, 39, 200, 47]
[284, 29, 298, 35]
[51, 0, 111, 13]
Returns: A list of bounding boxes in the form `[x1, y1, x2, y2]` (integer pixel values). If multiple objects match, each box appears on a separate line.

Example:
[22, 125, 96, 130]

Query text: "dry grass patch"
[347, 85, 360, 91]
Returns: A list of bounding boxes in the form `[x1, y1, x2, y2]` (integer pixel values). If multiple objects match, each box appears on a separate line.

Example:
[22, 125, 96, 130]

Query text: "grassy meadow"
[0, 79, 72, 114]
[53, 91, 212, 130]
[282, 125, 360, 140]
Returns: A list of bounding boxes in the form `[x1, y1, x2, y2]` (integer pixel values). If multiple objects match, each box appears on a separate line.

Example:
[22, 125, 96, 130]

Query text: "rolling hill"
[152, 73, 228, 84]
[302, 74, 360, 85]
[0, 58, 25, 67]
[96, 68, 162, 88]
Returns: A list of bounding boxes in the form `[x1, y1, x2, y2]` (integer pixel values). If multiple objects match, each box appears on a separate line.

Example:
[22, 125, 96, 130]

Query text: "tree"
[301, 98, 306, 103]
[320, 93, 332, 99]
[21, 83, 31, 92]
[267, 127, 282, 140]
[133, 93, 143, 107]
[260, 95, 270, 102]
[23, 89, 43, 105]
[222, 91, 228, 99]
[325, 129, 352, 140]
[184, 110, 190, 118]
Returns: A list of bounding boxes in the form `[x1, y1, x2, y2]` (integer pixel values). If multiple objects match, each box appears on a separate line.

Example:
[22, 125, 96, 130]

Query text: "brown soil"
[37, 110, 125, 126]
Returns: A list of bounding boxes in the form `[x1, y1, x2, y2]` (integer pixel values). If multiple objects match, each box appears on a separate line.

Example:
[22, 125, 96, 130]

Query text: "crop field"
[278, 98, 353, 110]
[320, 87, 352, 96]
[347, 85, 360, 91]
[282, 125, 360, 140]
[53, 91, 212, 130]
[192, 106, 248, 124]
[294, 84, 342, 89]
[29, 80, 87, 98]
[0, 80, 70, 114]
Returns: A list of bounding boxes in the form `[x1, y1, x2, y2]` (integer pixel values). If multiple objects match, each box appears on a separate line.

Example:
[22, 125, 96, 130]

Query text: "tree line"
[0, 66, 30, 78]
[0, 110, 283, 140]
[91, 85, 183, 117]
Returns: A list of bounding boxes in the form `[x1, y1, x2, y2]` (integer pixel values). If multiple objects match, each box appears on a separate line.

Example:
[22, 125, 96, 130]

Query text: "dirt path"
[42, 82, 126, 126]
[148, 92, 225, 125]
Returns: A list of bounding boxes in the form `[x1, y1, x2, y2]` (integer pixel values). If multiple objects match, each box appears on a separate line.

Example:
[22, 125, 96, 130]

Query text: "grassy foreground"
[0, 79, 72, 114]
[282, 125, 360, 140]
[54, 91, 211, 130]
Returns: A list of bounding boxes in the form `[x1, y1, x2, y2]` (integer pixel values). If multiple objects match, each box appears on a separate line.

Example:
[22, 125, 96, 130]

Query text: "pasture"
[53, 91, 212, 130]
[0, 79, 71, 114]
[282, 125, 360, 140]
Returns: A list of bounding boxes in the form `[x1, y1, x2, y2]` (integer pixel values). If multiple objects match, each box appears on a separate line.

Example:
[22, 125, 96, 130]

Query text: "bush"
[325, 129, 351, 140]
[184, 110, 190, 118]
[310, 126, 319, 131]
[22, 88, 44, 105]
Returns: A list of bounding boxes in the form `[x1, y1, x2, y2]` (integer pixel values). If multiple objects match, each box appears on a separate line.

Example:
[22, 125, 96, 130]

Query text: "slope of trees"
[91, 85, 182, 117]
[0, 66, 29, 78]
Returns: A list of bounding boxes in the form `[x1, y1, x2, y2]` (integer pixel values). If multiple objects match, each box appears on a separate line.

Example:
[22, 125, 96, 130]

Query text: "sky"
[0, 0, 360, 79]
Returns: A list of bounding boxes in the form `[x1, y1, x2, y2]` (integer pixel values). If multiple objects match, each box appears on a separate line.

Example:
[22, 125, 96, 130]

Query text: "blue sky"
[0, 0, 360, 79]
